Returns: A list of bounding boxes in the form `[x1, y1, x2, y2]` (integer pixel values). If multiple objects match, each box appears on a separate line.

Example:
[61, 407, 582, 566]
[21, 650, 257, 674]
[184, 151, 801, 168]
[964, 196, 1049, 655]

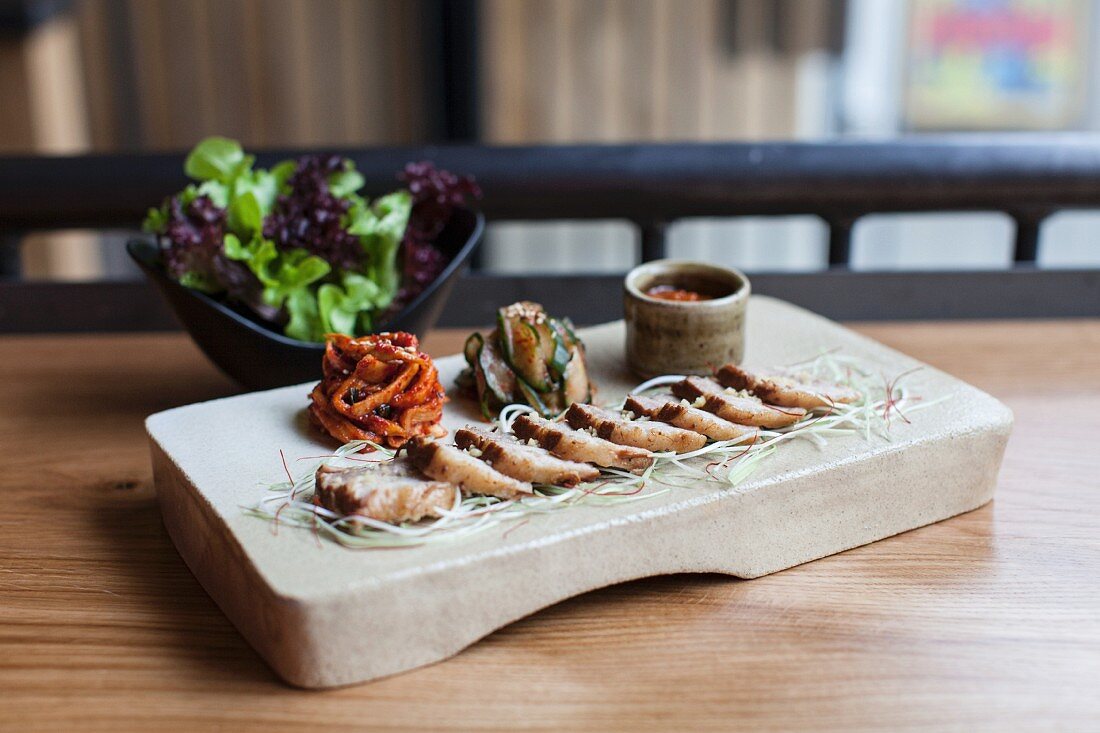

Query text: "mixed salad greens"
[143, 137, 479, 342]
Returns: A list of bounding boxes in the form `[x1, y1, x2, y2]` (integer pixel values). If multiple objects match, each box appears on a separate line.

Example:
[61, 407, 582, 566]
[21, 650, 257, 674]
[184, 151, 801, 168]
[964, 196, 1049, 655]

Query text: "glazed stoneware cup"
[623, 259, 751, 378]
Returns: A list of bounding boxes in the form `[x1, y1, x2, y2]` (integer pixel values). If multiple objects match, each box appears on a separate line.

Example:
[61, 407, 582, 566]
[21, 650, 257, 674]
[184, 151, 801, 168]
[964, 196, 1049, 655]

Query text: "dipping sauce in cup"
[624, 260, 750, 378]
[644, 285, 713, 302]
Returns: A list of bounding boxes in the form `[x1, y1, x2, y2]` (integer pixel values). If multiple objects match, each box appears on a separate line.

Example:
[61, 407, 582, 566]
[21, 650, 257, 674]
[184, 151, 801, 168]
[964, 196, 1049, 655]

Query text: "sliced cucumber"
[507, 320, 553, 392]
[464, 332, 484, 367]
[562, 345, 592, 406]
[472, 347, 495, 420]
[543, 320, 572, 380]
[454, 367, 476, 393]
[515, 378, 554, 417]
[557, 317, 580, 348]
[469, 303, 591, 419]
[479, 337, 516, 404]
[497, 309, 516, 363]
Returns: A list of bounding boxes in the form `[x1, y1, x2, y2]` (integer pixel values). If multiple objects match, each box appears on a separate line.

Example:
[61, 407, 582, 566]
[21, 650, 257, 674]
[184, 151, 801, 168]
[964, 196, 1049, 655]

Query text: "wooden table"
[2, 321, 1098, 732]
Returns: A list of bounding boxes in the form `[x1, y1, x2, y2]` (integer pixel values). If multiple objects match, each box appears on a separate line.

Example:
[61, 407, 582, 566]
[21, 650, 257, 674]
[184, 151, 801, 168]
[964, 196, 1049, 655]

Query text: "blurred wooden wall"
[481, 0, 841, 143]
[64, 0, 840, 152]
[77, 0, 428, 151]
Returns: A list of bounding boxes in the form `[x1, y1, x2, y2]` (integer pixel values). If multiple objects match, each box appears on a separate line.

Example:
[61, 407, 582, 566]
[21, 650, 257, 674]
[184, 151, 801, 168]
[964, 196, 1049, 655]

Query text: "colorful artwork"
[905, 0, 1089, 130]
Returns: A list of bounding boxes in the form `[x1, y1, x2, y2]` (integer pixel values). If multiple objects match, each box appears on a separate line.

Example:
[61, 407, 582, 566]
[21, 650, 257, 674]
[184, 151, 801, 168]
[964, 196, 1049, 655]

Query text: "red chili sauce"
[645, 284, 713, 302]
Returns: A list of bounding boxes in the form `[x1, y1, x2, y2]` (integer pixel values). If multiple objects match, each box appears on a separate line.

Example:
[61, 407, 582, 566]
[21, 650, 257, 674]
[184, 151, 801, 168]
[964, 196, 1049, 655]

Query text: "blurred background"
[3, 0, 1099, 281]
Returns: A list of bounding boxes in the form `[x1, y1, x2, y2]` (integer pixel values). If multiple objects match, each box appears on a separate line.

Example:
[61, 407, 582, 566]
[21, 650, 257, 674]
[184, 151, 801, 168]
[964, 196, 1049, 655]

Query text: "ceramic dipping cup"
[623, 259, 750, 378]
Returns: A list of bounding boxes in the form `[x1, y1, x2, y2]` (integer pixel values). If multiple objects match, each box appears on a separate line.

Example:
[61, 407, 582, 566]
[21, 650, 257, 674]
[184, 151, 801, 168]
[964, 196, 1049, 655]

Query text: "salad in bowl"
[142, 136, 480, 343]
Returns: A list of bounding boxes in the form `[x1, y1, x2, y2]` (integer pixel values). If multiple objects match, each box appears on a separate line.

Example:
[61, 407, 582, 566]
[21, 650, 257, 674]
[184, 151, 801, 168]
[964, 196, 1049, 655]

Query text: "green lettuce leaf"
[347, 190, 412, 309]
[264, 250, 330, 307]
[195, 179, 229, 208]
[177, 270, 219, 293]
[142, 205, 168, 233]
[184, 137, 255, 183]
[227, 191, 263, 237]
[328, 161, 365, 198]
[224, 233, 330, 314]
[317, 272, 385, 335]
[230, 161, 293, 219]
[284, 289, 324, 342]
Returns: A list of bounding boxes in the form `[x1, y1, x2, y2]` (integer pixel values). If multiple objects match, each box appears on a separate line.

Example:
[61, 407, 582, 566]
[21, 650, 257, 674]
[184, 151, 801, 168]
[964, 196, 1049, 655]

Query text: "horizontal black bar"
[750, 268, 1100, 322]
[9, 136, 1100, 231]
[439, 269, 1100, 325]
[3, 268, 1098, 333]
[0, 280, 178, 332]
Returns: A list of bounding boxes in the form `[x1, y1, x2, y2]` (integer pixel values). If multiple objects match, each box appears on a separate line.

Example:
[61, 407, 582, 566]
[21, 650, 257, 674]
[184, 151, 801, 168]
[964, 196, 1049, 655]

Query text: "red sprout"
[762, 402, 809, 416]
[704, 461, 726, 480]
[272, 501, 288, 536]
[502, 518, 530, 539]
[882, 367, 922, 428]
[279, 449, 295, 485]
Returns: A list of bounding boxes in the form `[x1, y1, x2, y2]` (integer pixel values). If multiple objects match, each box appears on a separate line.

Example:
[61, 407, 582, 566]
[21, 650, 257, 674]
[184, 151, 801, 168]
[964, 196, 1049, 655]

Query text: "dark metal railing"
[2, 136, 1100, 329]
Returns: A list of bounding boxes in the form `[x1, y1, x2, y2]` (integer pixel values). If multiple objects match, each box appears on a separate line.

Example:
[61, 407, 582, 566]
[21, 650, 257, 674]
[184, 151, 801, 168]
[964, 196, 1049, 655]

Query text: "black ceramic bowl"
[128, 208, 483, 391]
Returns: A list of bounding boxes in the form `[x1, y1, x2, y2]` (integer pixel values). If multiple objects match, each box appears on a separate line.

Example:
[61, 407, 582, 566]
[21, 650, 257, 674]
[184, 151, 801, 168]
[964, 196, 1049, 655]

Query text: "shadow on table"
[88, 480, 286, 690]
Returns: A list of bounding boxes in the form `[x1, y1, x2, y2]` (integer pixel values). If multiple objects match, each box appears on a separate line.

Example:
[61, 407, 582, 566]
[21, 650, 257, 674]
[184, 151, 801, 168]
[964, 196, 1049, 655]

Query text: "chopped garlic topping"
[623, 411, 635, 420]
[465, 447, 483, 458]
[680, 398, 691, 407]
[692, 396, 706, 408]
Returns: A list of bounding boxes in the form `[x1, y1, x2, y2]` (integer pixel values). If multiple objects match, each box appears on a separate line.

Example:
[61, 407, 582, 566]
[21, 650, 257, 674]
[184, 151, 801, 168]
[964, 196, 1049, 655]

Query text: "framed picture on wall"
[904, 0, 1091, 130]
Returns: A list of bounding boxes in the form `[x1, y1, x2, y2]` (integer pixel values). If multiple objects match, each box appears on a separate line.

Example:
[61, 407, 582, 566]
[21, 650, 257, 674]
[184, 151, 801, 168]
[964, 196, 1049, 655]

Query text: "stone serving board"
[145, 296, 1012, 689]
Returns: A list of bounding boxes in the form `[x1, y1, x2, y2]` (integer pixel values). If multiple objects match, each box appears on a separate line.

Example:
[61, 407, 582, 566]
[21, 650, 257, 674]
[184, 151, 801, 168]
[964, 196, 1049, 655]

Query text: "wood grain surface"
[2, 321, 1098, 732]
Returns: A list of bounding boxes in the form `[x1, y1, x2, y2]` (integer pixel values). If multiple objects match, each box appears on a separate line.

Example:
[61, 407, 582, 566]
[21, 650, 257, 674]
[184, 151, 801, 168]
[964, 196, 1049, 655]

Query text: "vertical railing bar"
[827, 216, 856, 268]
[639, 221, 668, 263]
[1011, 211, 1047, 264]
[0, 232, 22, 278]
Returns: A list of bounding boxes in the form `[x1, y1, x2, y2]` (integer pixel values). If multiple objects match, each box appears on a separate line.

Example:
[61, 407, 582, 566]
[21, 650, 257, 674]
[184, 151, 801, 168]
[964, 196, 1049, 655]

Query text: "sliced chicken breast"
[671, 376, 806, 429]
[405, 438, 533, 499]
[624, 394, 759, 443]
[716, 364, 861, 409]
[512, 414, 654, 474]
[564, 403, 706, 453]
[454, 426, 600, 487]
[314, 460, 458, 523]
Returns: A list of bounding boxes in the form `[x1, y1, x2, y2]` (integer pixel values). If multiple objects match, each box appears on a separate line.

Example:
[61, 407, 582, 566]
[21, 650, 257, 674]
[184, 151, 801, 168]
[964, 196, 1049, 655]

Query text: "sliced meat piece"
[716, 364, 861, 409]
[624, 394, 759, 443]
[564, 403, 706, 453]
[314, 460, 458, 523]
[455, 426, 599, 487]
[512, 414, 654, 474]
[405, 437, 533, 499]
[671, 376, 806, 429]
